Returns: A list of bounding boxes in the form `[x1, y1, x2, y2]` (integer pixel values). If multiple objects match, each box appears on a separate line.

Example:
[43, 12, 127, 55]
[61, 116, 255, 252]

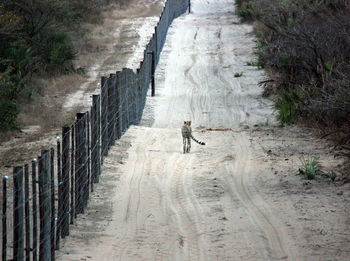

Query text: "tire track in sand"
[225, 132, 289, 260]
[168, 155, 203, 261]
[116, 135, 155, 260]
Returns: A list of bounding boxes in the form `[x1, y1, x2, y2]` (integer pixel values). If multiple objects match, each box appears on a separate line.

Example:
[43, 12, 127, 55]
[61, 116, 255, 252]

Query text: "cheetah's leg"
[187, 137, 191, 153]
[183, 137, 187, 153]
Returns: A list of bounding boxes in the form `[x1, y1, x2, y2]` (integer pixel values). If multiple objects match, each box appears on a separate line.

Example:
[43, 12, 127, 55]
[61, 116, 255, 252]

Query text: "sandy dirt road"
[57, 0, 350, 260]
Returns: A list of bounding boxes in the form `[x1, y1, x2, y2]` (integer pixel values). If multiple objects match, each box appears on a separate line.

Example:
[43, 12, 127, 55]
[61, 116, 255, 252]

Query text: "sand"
[56, 0, 350, 260]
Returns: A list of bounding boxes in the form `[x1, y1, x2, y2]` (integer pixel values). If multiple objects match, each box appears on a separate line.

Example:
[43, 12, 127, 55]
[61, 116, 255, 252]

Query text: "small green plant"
[235, 1, 255, 21]
[275, 89, 301, 124]
[246, 58, 264, 69]
[299, 157, 321, 180]
[234, 72, 243, 77]
[327, 171, 337, 182]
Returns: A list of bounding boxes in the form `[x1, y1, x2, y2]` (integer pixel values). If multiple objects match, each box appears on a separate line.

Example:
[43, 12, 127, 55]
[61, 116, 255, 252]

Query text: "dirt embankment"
[0, 0, 164, 177]
[56, 0, 349, 260]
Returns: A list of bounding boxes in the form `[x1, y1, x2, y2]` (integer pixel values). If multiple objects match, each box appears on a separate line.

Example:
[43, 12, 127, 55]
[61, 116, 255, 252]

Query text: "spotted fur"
[181, 121, 206, 153]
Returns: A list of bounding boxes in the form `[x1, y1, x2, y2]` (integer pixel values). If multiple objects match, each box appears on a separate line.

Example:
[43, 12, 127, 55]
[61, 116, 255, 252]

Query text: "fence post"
[149, 51, 156, 97]
[56, 139, 61, 250]
[61, 126, 70, 237]
[86, 112, 91, 206]
[13, 166, 24, 261]
[155, 26, 158, 63]
[24, 164, 31, 261]
[108, 74, 116, 148]
[70, 125, 75, 223]
[32, 159, 38, 261]
[136, 69, 141, 123]
[116, 72, 122, 138]
[113, 74, 120, 139]
[126, 70, 131, 127]
[91, 95, 101, 185]
[38, 151, 52, 261]
[75, 112, 88, 215]
[101, 76, 108, 160]
[2, 176, 8, 261]
[122, 69, 129, 132]
[75, 115, 82, 216]
[50, 148, 55, 261]
[130, 71, 137, 125]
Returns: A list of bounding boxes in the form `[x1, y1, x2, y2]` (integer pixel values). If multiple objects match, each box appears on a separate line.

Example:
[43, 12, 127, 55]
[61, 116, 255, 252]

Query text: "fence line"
[1, 0, 190, 260]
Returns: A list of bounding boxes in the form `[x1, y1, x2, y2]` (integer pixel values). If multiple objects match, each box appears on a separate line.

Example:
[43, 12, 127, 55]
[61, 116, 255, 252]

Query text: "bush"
[299, 157, 321, 180]
[44, 32, 75, 72]
[235, 0, 255, 21]
[275, 89, 301, 124]
[0, 99, 19, 130]
[235, 0, 350, 138]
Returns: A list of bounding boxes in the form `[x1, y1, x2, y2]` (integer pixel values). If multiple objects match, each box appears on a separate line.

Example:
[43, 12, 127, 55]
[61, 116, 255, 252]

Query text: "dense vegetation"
[0, 0, 126, 130]
[236, 0, 350, 144]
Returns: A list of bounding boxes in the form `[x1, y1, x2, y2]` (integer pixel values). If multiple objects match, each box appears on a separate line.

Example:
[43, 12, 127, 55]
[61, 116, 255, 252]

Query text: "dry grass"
[0, 0, 163, 179]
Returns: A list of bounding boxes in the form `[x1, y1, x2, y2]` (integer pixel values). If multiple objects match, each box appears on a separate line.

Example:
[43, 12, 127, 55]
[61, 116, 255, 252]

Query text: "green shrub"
[328, 171, 337, 182]
[235, 1, 255, 20]
[48, 32, 75, 72]
[275, 89, 301, 124]
[235, 0, 350, 134]
[246, 58, 264, 69]
[0, 99, 19, 130]
[299, 157, 321, 180]
[234, 72, 243, 77]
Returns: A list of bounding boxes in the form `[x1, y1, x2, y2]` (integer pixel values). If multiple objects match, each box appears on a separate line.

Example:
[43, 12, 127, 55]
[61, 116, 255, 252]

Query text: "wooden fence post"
[148, 51, 156, 97]
[121, 69, 128, 133]
[24, 164, 31, 261]
[32, 159, 38, 261]
[2, 176, 8, 261]
[13, 166, 24, 261]
[50, 148, 55, 261]
[75, 112, 88, 214]
[38, 151, 52, 261]
[75, 115, 82, 215]
[101, 76, 108, 160]
[113, 74, 120, 139]
[86, 112, 91, 206]
[56, 139, 61, 249]
[70, 125, 75, 223]
[108, 74, 116, 149]
[61, 126, 70, 237]
[132, 71, 138, 124]
[136, 69, 141, 123]
[91, 95, 101, 185]
[116, 72, 123, 137]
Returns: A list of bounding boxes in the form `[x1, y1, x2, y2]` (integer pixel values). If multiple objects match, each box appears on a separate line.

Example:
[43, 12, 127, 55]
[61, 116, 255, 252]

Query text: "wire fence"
[1, 0, 189, 260]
